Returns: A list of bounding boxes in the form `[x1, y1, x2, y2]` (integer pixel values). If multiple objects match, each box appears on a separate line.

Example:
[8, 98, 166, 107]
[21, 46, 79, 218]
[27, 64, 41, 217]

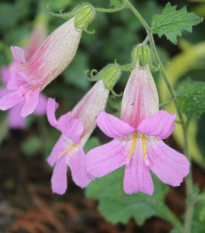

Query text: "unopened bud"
[74, 4, 95, 29]
[87, 64, 121, 90]
[47, 3, 95, 30]
[132, 45, 152, 67]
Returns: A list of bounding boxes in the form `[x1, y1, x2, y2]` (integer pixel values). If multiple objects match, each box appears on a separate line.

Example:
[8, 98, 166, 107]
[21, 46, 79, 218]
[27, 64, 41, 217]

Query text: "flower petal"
[0, 91, 23, 110]
[1, 66, 11, 84]
[68, 146, 94, 188]
[58, 114, 83, 144]
[72, 80, 109, 145]
[47, 135, 72, 167]
[47, 98, 59, 127]
[11, 46, 26, 63]
[47, 98, 83, 143]
[51, 156, 68, 195]
[9, 104, 26, 129]
[137, 110, 176, 139]
[21, 88, 40, 117]
[96, 111, 135, 138]
[120, 64, 159, 128]
[7, 72, 27, 90]
[86, 138, 128, 177]
[123, 140, 154, 195]
[34, 93, 47, 115]
[23, 18, 82, 88]
[147, 140, 189, 186]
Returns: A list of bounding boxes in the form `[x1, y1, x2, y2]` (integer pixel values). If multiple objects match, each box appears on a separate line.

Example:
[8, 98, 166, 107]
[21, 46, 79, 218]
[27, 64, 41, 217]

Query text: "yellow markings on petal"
[23, 84, 40, 97]
[58, 142, 77, 158]
[125, 131, 137, 165]
[142, 134, 149, 166]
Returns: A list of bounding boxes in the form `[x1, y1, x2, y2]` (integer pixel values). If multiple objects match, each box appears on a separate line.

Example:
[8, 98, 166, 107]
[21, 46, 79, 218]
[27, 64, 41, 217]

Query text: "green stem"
[123, 0, 151, 32]
[95, 5, 126, 13]
[124, 1, 194, 232]
[183, 123, 194, 233]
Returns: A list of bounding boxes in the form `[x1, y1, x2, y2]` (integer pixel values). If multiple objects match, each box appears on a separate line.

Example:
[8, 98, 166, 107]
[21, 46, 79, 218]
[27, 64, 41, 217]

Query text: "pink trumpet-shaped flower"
[47, 80, 109, 195]
[0, 25, 47, 128]
[0, 17, 82, 117]
[86, 63, 189, 195]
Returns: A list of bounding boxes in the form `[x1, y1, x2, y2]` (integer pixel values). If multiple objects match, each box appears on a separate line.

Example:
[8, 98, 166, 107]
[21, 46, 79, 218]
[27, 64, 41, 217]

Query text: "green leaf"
[152, 3, 203, 44]
[110, 0, 124, 8]
[86, 168, 182, 228]
[176, 80, 205, 119]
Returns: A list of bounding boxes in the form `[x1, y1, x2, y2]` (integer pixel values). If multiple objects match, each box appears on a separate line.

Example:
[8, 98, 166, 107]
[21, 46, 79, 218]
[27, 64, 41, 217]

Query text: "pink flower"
[86, 63, 189, 195]
[47, 80, 109, 195]
[0, 25, 47, 128]
[0, 17, 82, 117]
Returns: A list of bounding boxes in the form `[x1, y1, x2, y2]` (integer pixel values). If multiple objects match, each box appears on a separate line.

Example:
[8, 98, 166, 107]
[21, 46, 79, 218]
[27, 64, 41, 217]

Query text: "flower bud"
[48, 3, 95, 30]
[132, 45, 152, 67]
[87, 64, 121, 90]
[74, 4, 95, 29]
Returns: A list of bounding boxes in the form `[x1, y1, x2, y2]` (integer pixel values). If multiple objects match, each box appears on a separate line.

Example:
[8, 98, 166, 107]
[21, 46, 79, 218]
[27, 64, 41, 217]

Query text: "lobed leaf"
[152, 3, 203, 44]
[86, 168, 181, 228]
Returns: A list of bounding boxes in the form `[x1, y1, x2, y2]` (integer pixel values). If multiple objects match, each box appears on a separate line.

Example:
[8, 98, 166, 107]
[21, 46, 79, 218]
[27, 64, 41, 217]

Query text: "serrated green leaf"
[86, 168, 182, 228]
[110, 0, 124, 8]
[152, 3, 203, 44]
[176, 80, 205, 119]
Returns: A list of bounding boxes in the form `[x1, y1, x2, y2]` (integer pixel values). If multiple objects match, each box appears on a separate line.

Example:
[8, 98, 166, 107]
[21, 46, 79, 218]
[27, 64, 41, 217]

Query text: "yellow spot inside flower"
[23, 84, 40, 97]
[125, 131, 137, 164]
[142, 134, 149, 166]
[58, 143, 77, 158]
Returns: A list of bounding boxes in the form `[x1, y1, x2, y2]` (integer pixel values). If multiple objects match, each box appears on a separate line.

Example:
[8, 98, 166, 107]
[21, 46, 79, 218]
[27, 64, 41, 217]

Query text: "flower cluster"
[0, 3, 189, 196]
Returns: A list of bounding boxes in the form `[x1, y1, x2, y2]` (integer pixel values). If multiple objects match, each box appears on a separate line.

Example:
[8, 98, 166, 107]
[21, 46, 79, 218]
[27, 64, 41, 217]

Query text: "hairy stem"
[124, 0, 194, 232]
[95, 5, 126, 13]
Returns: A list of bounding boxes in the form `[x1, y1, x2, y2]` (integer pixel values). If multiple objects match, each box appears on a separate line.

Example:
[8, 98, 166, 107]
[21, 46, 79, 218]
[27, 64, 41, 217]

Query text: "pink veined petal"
[21, 88, 40, 117]
[51, 156, 68, 195]
[147, 140, 190, 187]
[58, 113, 83, 144]
[96, 112, 135, 138]
[123, 140, 154, 195]
[72, 80, 109, 145]
[34, 93, 47, 115]
[137, 110, 176, 139]
[9, 104, 26, 129]
[20, 18, 82, 88]
[67, 146, 94, 188]
[0, 91, 23, 110]
[86, 138, 128, 177]
[7, 72, 27, 90]
[11, 46, 26, 63]
[47, 135, 73, 167]
[47, 98, 83, 144]
[47, 98, 59, 127]
[120, 63, 159, 128]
